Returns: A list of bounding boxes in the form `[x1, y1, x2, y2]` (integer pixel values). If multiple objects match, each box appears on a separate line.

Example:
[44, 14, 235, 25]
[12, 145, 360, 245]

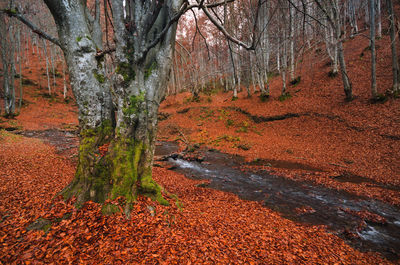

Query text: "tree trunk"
[17, 25, 23, 111]
[227, 40, 238, 99]
[42, 39, 51, 95]
[364, 1, 369, 28]
[289, 2, 296, 81]
[325, 20, 338, 75]
[376, 0, 382, 38]
[0, 12, 16, 117]
[43, 0, 113, 206]
[333, 0, 353, 100]
[348, 0, 358, 37]
[370, 0, 377, 99]
[39, 0, 191, 215]
[337, 41, 352, 100]
[62, 59, 67, 99]
[386, 0, 400, 93]
[106, 0, 180, 213]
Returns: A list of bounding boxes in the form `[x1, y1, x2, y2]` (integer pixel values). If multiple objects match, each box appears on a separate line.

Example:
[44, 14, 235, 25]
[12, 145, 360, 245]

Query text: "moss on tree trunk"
[61, 120, 113, 204]
[61, 120, 168, 216]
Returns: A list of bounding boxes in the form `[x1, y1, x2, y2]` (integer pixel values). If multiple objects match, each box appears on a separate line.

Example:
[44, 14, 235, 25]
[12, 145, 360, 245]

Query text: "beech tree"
[0, 2, 16, 117]
[314, 0, 353, 100]
[386, 0, 400, 94]
[3, 0, 259, 216]
[369, 0, 377, 99]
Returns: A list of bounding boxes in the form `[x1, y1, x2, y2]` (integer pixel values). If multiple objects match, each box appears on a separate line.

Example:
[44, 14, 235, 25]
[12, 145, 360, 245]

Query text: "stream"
[17, 129, 400, 260]
[159, 146, 400, 260]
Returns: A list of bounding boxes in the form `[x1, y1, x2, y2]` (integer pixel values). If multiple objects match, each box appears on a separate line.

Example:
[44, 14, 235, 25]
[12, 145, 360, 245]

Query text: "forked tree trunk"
[39, 0, 186, 216]
[104, 0, 180, 214]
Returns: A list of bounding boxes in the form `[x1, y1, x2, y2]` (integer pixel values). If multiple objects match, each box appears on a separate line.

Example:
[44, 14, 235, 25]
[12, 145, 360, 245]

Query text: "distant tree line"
[168, 0, 399, 102]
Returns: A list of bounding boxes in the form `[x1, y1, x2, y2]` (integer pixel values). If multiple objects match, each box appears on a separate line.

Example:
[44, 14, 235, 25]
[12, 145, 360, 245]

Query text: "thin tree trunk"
[386, 0, 400, 93]
[50, 44, 57, 89]
[337, 41, 352, 100]
[376, 0, 382, 38]
[1, 13, 16, 116]
[325, 20, 338, 75]
[62, 59, 67, 99]
[370, 0, 377, 99]
[250, 55, 257, 93]
[282, 38, 288, 95]
[289, 2, 296, 81]
[331, 0, 353, 100]
[227, 40, 238, 99]
[16, 24, 23, 111]
[364, 1, 369, 28]
[42, 39, 51, 95]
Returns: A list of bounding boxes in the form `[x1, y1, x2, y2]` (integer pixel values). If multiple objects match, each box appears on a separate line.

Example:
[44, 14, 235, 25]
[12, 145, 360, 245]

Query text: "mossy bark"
[107, 132, 169, 216]
[50, 0, 178, 216]
[108, 96, 169, 215]
[61, 120, 113, 205]
[61, 115, 168, 215]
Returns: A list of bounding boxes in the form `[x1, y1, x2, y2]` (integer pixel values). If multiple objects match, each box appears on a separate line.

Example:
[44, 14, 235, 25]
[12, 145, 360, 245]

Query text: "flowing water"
[16, 130, 400, 260]
[164, 149, 400, 260]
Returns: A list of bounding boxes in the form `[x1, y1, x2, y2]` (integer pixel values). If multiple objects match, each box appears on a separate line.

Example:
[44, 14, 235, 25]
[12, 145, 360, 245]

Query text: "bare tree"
[0, 3, 16, 117]
[314, 0, 353, 100]
[369, 0, 377, 99]
[376, 0, 381, 38]
[386, 0, 400, 94]
[289, 0, 296, 81]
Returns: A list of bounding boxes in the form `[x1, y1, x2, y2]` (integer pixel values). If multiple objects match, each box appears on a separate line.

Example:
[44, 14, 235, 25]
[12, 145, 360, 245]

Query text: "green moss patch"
[116, 62, 136, 82]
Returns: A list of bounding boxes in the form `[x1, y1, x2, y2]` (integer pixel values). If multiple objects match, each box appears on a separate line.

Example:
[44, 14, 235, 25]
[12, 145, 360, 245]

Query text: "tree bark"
[0, 12, 16, 117]
[370, 0, 377, 99]
[289, 1, 296, 81]
[376, 0, 382, 38]
[43, 0, 114, 206]
[104, 0, 180, 214]
[386, 0, 400, 93]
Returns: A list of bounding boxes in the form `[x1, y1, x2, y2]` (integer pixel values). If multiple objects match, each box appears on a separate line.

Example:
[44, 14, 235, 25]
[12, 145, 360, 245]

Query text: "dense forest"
[0, 0, 399, 264]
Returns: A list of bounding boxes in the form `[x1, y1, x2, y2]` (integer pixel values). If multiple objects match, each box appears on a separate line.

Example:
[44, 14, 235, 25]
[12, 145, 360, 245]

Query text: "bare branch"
[186, 0, 235, 9]
[200, 3, 255, 50]
[190, 9, 210, 59]
[287, 0, 326, 27]
[312, 0, 334, 28]
[139, 2, 189, 61]
[1, 9, 61, 47]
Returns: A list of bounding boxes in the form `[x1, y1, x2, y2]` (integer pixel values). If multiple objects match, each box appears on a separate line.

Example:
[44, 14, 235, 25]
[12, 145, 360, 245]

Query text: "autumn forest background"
[0, 0, 400, 264]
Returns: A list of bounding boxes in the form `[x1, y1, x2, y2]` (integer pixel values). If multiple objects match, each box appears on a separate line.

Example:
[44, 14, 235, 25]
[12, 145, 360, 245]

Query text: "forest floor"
[0, 27, 400, 264]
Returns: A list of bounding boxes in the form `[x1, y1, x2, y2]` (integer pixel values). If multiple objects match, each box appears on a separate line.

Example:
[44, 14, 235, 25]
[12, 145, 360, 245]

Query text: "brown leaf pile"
[0, 132, 391, 264]
[0, 12, 399, 265]
[158, 29, 400, 207]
